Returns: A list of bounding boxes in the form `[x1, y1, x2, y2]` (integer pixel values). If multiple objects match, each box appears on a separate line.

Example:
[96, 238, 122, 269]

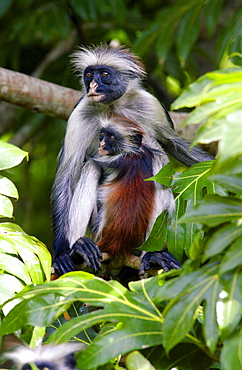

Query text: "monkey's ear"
[132, 133, 142, 148]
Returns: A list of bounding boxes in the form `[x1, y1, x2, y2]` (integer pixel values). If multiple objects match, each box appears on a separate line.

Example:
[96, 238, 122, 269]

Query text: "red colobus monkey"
[52, 44, 212, 275]
[69, 115, 180, 273]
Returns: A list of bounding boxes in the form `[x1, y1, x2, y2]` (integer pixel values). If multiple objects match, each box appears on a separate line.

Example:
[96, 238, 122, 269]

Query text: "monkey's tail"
[162, 136, 214, 167]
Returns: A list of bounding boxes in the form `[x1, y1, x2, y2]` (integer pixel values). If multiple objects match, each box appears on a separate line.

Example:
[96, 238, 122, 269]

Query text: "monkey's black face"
[99, 128, 123, 155]
[84, 66, 128, 103]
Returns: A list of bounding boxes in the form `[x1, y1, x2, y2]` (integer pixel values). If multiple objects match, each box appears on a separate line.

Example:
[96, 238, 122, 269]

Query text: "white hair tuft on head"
[4, 343, 84, 370]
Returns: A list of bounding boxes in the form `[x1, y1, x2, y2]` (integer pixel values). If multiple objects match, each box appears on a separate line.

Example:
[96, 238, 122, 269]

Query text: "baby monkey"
[71, 115, 180, 273]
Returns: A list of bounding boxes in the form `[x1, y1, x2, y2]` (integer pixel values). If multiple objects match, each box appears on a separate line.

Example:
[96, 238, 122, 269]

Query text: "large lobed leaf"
[220, 328, 242, 370]
[1, 264, 241, 368]
[140, 211, 168, 253]
[179, 195, 242, 227]
[0, 273, 164, 369]
[154, 264, 221, 353]
[168, 161, 223, 258]
[0, 222, 51, 283]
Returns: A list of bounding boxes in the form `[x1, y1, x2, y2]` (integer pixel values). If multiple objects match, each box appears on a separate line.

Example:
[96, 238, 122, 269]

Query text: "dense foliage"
[0, 0, 241, 245]
[0, 1, 241, 369]
[1, 66, 242, 370]
[0, 142, 51, 347]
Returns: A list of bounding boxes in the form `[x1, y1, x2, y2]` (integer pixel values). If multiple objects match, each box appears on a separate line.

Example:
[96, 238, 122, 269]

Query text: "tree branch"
[0, 67, 80, 120]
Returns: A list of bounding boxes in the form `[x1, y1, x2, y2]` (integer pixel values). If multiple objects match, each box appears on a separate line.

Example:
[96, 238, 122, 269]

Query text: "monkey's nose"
[90, 80, 98, 89]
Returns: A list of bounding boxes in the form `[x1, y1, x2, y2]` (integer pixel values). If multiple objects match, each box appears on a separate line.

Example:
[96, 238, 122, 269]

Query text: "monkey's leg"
[139, 251, 181, 275]
[70, 236, 102, 274]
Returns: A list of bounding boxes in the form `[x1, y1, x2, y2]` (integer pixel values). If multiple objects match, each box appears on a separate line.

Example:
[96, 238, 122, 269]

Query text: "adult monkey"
[52, 44, 213, 276]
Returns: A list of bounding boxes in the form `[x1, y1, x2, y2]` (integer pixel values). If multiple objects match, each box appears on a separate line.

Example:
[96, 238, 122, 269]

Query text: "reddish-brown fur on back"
[97, 152, 155, 257]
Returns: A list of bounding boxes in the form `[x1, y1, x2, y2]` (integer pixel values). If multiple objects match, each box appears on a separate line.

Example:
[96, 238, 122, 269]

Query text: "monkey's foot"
[140, 251, 181, 275]
[53, 254, 78, 276]
[70, 237, 102, 274]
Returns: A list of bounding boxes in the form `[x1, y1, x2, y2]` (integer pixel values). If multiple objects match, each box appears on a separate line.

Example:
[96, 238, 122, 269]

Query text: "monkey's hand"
[70, 237, 102, 274]
[53, 253, 78, 276]
[140, 251, 181, 275]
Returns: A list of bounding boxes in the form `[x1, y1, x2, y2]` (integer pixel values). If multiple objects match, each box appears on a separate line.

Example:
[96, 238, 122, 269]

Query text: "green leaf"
[211, 173, 242, 195]
[0, 253, 32, 285]
[0, 274, 24, 315]
[212, 154, 242, 181]
[0, 141, 28, 170]
[0, 223, 51, 282]
[156, 21, 177, 62]
[184, 91, 242, 126]
[18, 247, 46, 284]
[191, 119, 224, 145]
[0, 194, 13, 218]
[134, 0, 206, 62]
[77, 325, 162, 369]
[171, 75, 213, 110]
[204, 0, 225, 36]
[167, 215, 187, 259]
[216, 8, 242, 65]
[140, 211, 168, 252]
[172, 161, 216, 207]
[193, 110, 242, 163]
[170, 161, 222, 256]
[220, 237, 242, 274]
[218, 269, 242, 340]
[126, 351, 156, 370]
[203, 223, 242, 260]
[216, 109, 242, 163]
[147, 162, 173, 187]
[171, 68, 242, 110]
[176, 3, 203, 64]
[29, 326, 47, 348]
[143, 344, 213, 370]
[0, 176, 18, 199]
[179, 195, 242, 227]
[220, 329, 242, 370]
[171, 69, 242, 165]
[161, 264, 220, 353]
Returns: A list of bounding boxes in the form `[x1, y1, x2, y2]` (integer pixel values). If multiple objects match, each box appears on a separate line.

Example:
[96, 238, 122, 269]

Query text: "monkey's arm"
[139, 251, 181, 275]
[52, 150, 78, 275]
[67, 161, 102, 272]
[52, 160, 102, 275]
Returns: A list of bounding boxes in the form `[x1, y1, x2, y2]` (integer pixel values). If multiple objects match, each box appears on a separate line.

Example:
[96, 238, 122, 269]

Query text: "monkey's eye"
[100, 132, 105, 139]
[85, 72, 92, 78]
[101, 71, 109, 77]
[109, 135, 115, 141]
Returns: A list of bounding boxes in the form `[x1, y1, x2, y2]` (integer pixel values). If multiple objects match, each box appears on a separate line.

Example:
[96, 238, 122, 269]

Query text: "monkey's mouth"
[88, 93, 105, 102]
[99, 148, 108, 155]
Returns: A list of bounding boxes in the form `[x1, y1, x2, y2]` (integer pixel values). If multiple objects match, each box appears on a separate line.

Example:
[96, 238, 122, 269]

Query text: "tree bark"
[0, 67, 81, 120]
